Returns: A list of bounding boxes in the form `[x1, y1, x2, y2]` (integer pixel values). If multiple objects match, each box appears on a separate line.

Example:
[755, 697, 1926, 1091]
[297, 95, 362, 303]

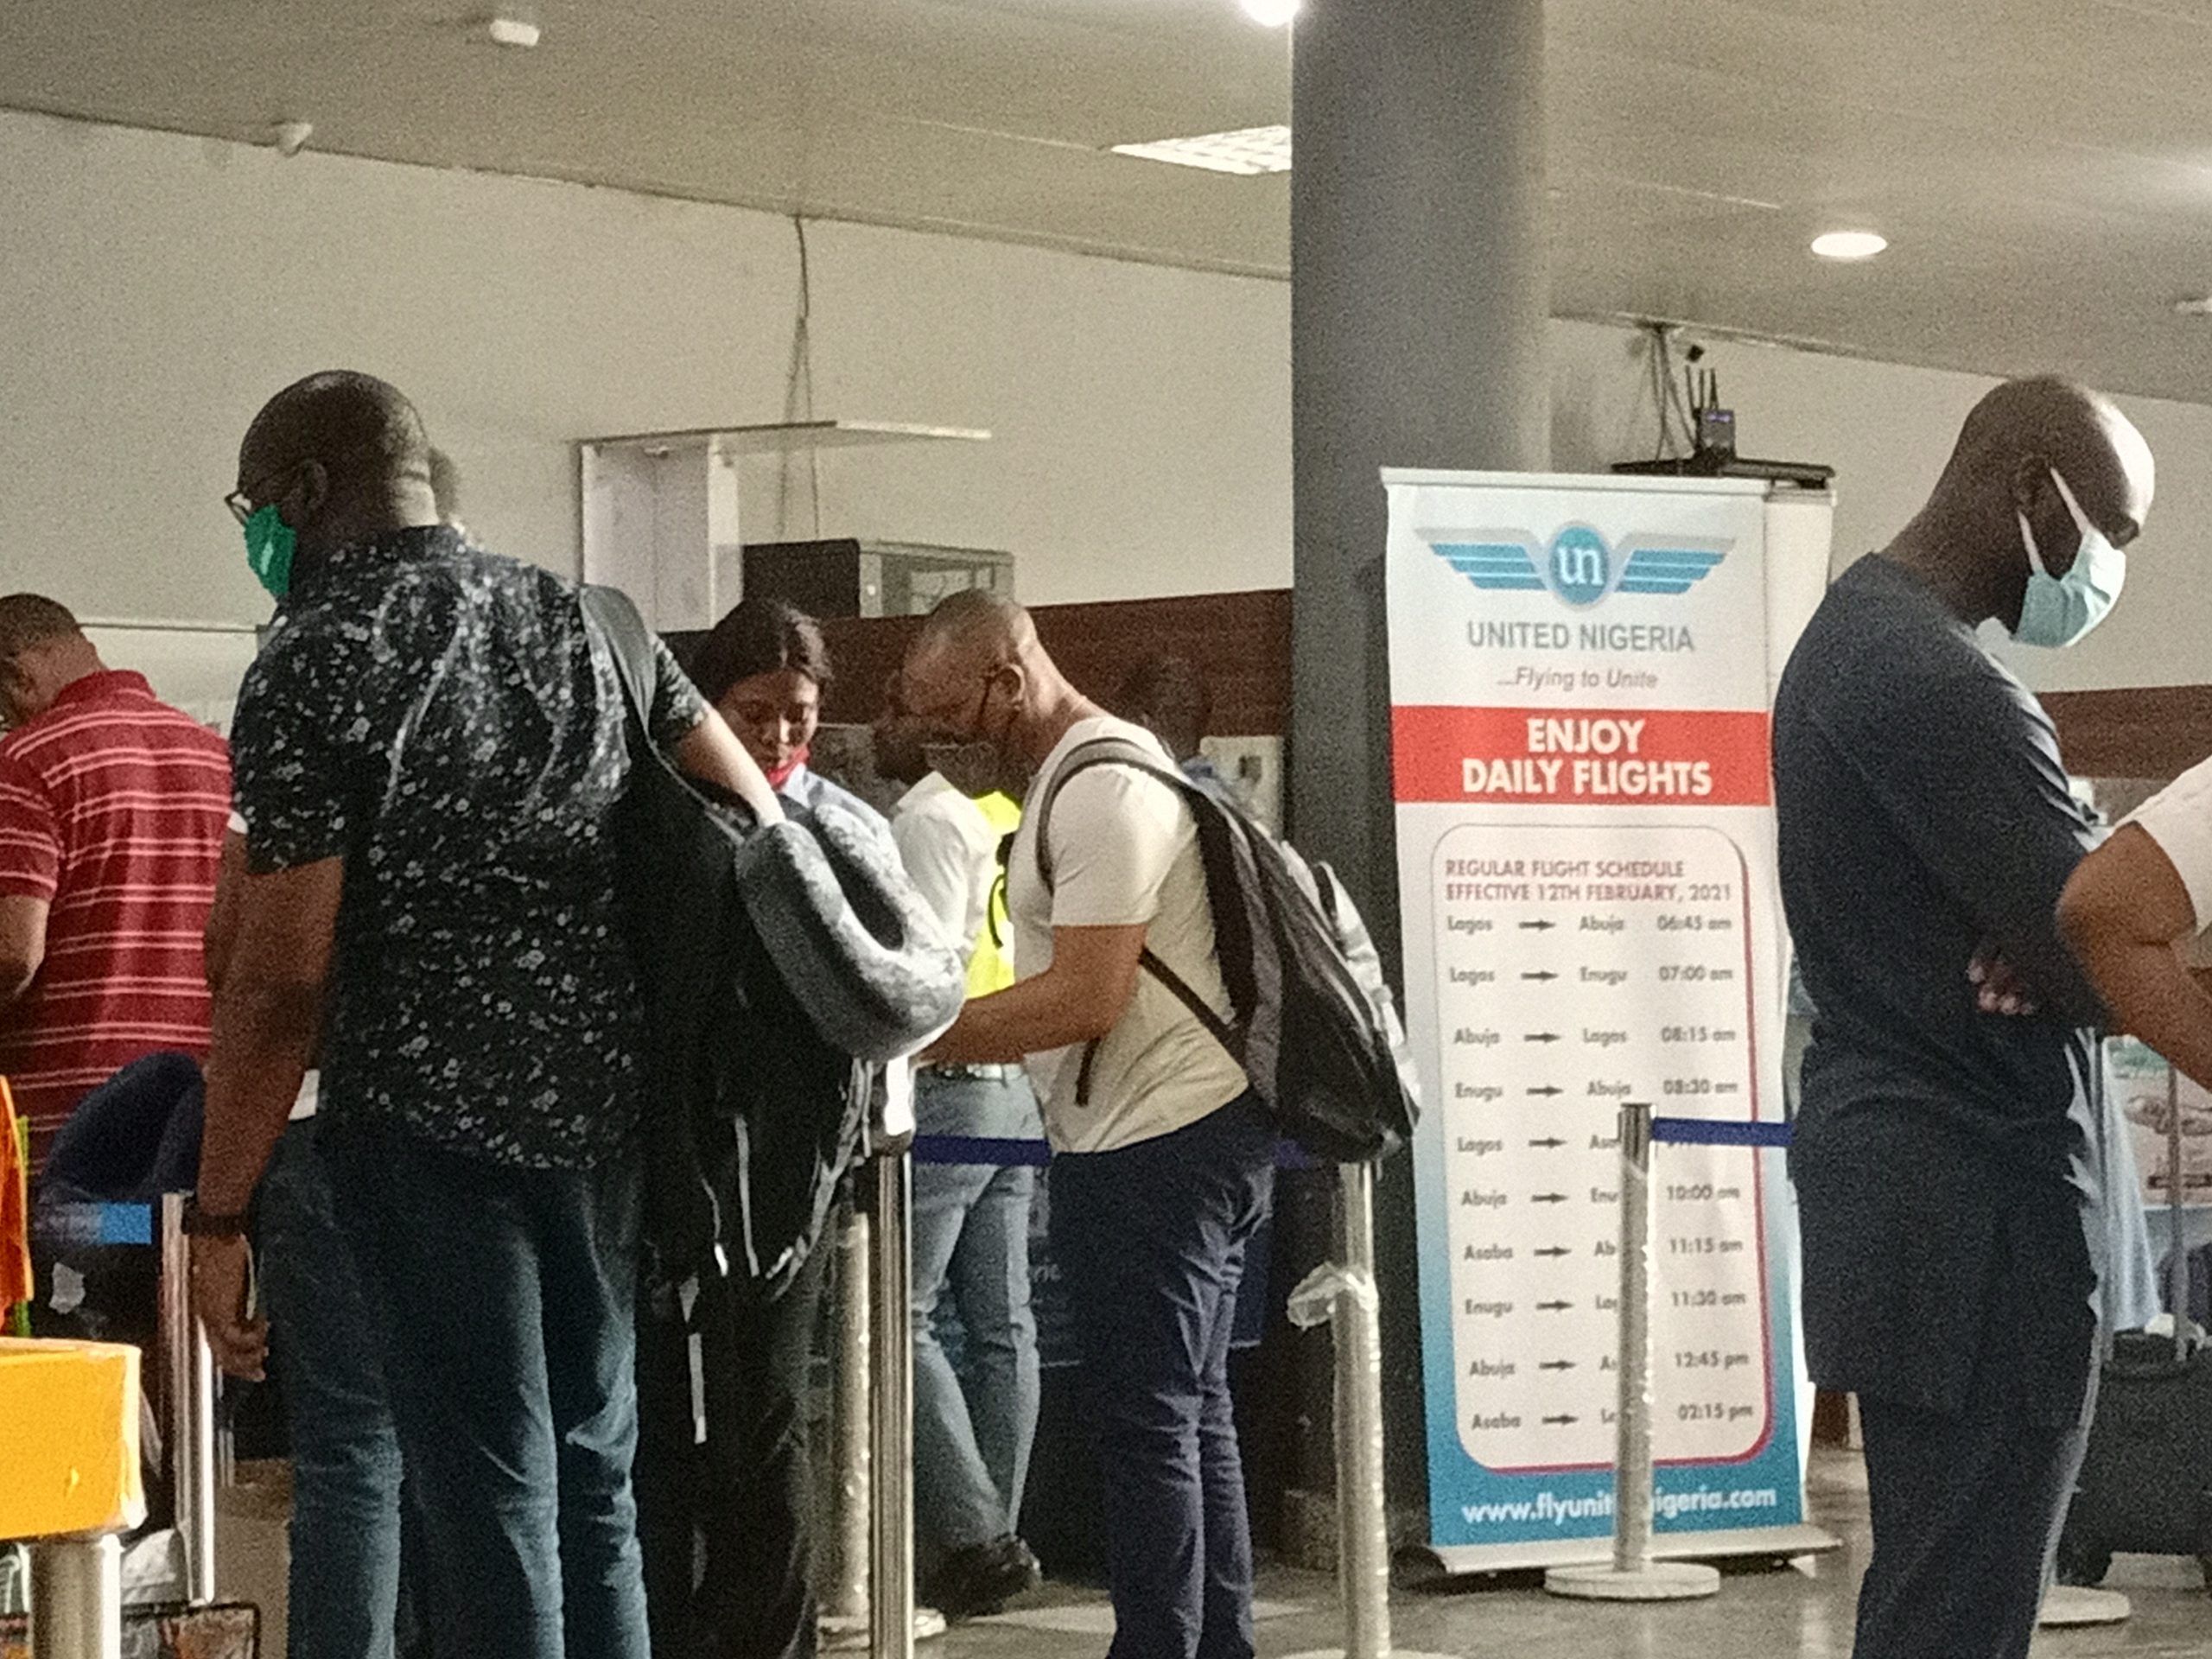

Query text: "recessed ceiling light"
[1240, 0, 1301, 24]
[1810, 230, 1887, 261]
[486, 14, 540, 47]
[1109, 124, 1291, 176]
[2173, 296, 2212, 317]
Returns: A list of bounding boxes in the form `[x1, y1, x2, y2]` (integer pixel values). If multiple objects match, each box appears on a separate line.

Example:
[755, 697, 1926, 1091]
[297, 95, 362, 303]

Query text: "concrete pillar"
[1288, 0, 1549, 1520]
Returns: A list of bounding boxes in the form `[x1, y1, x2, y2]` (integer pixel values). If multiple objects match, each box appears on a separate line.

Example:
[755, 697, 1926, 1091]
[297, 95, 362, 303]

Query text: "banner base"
[1408, 1522, 1840, 1580]
[1546, 1560, 1719, 1601]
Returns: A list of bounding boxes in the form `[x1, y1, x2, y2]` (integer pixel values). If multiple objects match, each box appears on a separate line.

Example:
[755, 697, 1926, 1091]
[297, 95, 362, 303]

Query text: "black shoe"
[925, 1535, 1044, 1620]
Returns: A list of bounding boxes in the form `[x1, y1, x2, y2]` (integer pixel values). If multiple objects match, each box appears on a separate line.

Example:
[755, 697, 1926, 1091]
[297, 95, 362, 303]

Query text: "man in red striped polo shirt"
[0, 594, 232, 1174]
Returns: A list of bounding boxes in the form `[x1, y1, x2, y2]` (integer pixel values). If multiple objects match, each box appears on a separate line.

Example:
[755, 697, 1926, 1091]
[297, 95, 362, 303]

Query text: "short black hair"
[1117, 653, 1212, 732]
[690, 596, 832, 704]
[0, 594, 83, 671]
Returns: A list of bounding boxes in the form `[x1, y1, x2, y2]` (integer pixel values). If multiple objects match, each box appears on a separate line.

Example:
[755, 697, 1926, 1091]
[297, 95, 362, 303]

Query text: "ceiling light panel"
[1109, 124, 1291, 175]
[1809, 229, 1889, 260]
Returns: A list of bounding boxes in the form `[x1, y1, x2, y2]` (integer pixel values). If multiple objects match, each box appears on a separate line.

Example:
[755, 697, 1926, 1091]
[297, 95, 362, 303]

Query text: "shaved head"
[1890, 373, 2157, 633]
[234, 372, 441, 569]
[899, 587, 1089, 782]
[239, 372, 430, 493]
[1936, 376, 2153, 541]
[909, 588, 1035, 682]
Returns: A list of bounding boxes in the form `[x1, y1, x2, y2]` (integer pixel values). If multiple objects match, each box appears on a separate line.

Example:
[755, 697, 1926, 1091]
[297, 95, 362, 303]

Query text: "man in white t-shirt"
[2062, 766, 2212, 1086]
[901, 590, 1274, 1659]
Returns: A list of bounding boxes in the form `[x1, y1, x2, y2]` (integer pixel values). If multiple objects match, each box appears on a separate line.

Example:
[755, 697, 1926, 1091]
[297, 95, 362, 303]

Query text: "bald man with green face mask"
[194, 371, 784, 1659]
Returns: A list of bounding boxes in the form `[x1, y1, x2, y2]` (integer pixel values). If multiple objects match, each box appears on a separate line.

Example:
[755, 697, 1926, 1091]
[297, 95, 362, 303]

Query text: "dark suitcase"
[2057, 1061, 2212, 1586]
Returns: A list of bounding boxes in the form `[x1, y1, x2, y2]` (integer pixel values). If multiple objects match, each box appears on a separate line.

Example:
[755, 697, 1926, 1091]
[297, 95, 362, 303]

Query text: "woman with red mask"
[690, 595, 835, 804]
[637, 593, 886, 1659]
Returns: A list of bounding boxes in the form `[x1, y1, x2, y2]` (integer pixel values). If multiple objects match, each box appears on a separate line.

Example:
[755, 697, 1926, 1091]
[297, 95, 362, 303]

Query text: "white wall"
[4, 106, 2209, 696]
[1549, 321, 2212, 696]
[0, 109, 1293, 627]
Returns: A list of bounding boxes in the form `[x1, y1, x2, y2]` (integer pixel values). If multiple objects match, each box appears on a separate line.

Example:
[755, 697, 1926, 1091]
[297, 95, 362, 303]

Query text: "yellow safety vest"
[967, 791, 1021, 999]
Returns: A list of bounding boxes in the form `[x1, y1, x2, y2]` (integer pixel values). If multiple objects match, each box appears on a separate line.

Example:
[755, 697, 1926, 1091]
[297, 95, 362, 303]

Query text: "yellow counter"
[0, 1338, 145, 1539]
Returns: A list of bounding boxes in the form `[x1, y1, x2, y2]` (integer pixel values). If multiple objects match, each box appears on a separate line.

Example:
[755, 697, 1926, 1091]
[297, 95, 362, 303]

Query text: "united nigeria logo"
[1430, 526, 1729, 608]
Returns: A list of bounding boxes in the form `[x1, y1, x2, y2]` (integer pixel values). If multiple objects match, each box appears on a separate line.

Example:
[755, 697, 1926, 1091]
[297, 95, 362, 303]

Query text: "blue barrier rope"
[912, 1134, 1320, 1171]
[32, 1201, 154, 1246]
[912, 1135, 1054, 1168]
[1651, 1116, 1792, 1149]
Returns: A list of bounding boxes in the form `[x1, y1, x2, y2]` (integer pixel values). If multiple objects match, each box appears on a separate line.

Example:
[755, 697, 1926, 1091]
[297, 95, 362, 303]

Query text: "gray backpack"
[1036, 738, 1419, 1164]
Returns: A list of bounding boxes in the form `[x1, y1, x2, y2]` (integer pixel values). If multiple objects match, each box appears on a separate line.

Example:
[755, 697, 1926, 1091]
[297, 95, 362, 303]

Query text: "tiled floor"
[940, 1446, 2212, 1658]
[214, 1444, 2212, 1656]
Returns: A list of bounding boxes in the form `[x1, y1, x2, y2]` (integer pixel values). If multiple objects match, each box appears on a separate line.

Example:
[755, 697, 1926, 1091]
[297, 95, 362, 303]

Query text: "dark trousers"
[1051, 1096, 1275, 1659]
[1853, 1365, 2095, 1659]
[323, 1123, 651, 1659]
[261, 1117, 404, 1659]
[637, 1240, 831, 1659]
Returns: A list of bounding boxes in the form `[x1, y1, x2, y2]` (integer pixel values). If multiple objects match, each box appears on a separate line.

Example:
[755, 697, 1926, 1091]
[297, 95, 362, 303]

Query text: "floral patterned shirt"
[229, 526, 704, 1167]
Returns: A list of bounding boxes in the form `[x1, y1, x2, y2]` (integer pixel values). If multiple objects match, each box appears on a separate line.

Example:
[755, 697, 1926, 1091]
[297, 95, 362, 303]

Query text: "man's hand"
[1968, 950, 2040, 1017]
[924, 923, 1148, 1065]
[189, 1234, 267, 1381]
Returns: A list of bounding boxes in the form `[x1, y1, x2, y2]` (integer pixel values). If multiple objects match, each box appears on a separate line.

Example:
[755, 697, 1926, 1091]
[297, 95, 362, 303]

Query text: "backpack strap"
[1031, 739, 1243, 1104]
[580, 584, 656, 739]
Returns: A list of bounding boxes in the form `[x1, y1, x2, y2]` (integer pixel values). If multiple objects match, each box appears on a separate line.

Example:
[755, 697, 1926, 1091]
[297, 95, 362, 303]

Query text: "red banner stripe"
[1391, 706, 1772, 807]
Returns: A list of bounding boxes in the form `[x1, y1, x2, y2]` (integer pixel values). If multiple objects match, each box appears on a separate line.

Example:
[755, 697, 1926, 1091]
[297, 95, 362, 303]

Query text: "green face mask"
[243, 504, 297, 599]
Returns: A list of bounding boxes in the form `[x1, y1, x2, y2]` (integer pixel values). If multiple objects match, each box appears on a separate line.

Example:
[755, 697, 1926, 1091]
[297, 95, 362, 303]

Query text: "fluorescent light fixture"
[1810, 230, 1887, 261]
[1240, 0, 1301, 23]
[1109, 124, 1291, 176]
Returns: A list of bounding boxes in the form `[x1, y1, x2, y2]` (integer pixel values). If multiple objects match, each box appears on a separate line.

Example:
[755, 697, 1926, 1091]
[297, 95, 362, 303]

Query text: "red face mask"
[765, 746, 810, 791]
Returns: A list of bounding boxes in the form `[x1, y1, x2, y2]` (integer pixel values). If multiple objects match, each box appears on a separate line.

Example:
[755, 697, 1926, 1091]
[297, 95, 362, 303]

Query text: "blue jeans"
[911, 1071, 1043, 1553]
[1051, 1096, 1275, 1659]
[259, 1117, 403, 1659]
[323, 1122, 651, 1659]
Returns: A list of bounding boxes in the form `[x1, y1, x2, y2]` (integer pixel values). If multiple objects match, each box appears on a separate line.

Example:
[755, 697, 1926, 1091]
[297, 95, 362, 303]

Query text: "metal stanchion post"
[159, 1194, 217, 1606]
[1546, 1103, 1718, 1601]
[819, 1200, 875, 1651]
[1283, 1162, 1452, 1659]
[868, 1148, 917, 1659]
[29, 1535, 123, 1659]
[1334, 1160, 1392, 1659]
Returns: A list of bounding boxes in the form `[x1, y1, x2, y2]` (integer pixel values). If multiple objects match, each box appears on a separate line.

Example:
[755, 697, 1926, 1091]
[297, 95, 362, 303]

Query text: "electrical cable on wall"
[1643, 323, 1681, 460]
[776, 213, 825, 540]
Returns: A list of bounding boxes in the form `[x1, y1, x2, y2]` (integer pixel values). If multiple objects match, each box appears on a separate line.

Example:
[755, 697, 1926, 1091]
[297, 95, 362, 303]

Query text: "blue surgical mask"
[242, 504, 297, 600]
[2013, 467, 2124, 649]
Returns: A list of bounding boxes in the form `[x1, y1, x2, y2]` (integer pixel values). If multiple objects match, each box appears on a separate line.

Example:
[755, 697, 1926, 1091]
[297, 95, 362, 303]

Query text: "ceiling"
[7, 0, 2212, 403]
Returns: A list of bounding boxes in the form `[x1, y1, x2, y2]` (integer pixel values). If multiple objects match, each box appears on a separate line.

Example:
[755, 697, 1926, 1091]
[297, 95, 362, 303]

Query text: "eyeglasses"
[223, 464, 299, 526]
[899, 668, 1001, 736]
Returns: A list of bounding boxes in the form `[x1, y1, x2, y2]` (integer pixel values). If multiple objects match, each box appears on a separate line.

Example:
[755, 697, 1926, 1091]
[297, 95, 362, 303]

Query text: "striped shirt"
[0, 671, 232, 1173]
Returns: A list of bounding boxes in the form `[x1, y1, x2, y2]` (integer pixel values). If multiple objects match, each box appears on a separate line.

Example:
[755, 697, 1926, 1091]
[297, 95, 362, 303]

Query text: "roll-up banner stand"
[1385, 470, 1840, 1574]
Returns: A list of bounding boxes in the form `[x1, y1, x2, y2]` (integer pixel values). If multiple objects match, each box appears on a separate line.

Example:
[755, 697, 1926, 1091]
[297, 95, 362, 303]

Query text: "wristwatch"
[180, 1198, 251, 1238]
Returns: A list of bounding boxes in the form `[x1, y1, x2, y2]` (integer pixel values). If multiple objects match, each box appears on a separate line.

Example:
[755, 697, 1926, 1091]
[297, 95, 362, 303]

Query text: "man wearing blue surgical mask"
[1773, 376, 2154, 1659]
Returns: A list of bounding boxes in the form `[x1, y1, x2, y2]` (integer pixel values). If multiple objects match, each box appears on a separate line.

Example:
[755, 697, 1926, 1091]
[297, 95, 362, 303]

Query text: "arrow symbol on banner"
[1534, 1245, 1572, 1258]
[1521, 969, 1559, 982]
[1519, 920, 1557, 931]
[1527, 1084, 1563, 1098]
[1529, 1192, 1568, 1205]
[1524, 1032, 1561, 1045]
[1535, 1300, 1573, 1313]
[1538, 1359, 1577, 1372]
[1528, 1136, 1567, 1149]
[1542, 1413, 1580, 1426]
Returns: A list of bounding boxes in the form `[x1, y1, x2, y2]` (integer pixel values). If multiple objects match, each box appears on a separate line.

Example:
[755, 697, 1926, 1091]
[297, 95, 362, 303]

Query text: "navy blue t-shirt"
[1773, 553, 2105, 1421]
